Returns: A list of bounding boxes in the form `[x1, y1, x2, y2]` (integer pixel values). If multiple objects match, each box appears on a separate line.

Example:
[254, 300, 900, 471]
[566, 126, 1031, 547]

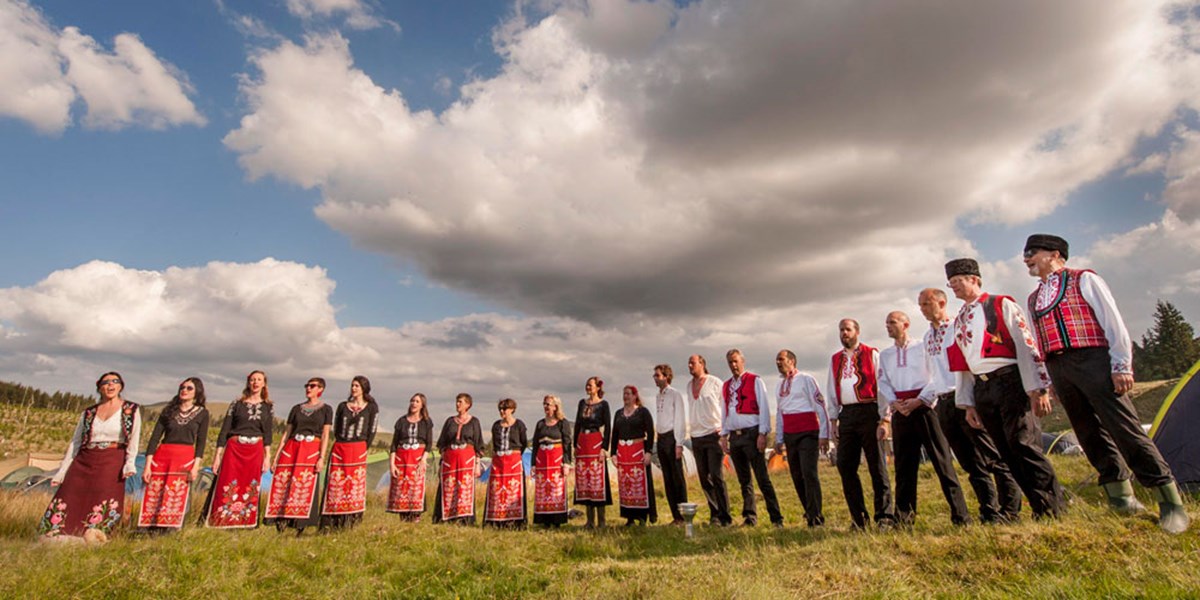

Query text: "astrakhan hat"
[1024, 233, 1069, 259]
[944, 258, 981, 279]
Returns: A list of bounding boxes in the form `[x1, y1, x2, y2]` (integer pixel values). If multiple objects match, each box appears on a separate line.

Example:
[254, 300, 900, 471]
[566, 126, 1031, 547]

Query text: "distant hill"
[0, 380, 94, 413]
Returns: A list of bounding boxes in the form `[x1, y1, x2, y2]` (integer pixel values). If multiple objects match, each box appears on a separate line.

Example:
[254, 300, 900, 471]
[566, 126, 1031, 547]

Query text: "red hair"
[624, 385, 643, 407]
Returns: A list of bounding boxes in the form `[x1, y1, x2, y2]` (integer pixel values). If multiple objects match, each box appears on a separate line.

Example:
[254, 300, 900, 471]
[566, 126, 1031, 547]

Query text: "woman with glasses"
[320, 375, 379, 530]
[532, 395, 572, 527]
[205, 370, 274, 529]
[39, 372, 141, 541]
[574, 376, 612, 528]
[265, 377, 332, 535]
[433, 393, 483, 524]
[138, 377, 210, 532]
[387, 393, 434, 520]
[483, 398, 528, 528]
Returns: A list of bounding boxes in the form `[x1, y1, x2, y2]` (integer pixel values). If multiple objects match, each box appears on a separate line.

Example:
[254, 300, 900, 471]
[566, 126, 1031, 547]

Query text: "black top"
[436, 416, 483, 454]
[145, 405, 210, 457]
[333, 401, 378, 445]
[216, 401, 274, 448]
[532, 418, 573, 464]
[286, 403, 333, 436]
[390, 416, 434, 452]
[610, 405, 655, 454]
[490, 419, 528, 454]
[573, 399, 611, 450]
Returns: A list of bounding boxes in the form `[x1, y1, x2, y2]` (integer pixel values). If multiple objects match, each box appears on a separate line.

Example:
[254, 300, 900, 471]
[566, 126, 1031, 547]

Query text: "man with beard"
[686, 354, 732, 526]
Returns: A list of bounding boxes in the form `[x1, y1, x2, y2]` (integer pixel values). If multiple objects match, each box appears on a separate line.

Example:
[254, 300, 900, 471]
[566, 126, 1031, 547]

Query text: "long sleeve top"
[490, 419, 528, 455]
[145, 405, 210, 457]
[610, 405, 655, 454]
[436, 416, 484, 454]
[573, 399, 611, 450]
[687, 374, 724, 438]
[654, 385, 689, 447]
[775, 371, 830, 440]
[390, 416, 434, 452]
[954, 293, 1051, 407]
[53, 404, 142, 483]
[825, 346, 886, 421]
[284, 403, 333, 437]
[216, 400, 274, 448]
[918, 319, 957, 403]
[721, 372, 772, 436]
[1029, 268, 1133, 373]
[333, 401, 378, 445]
[532, 419, 573, 464]
[878, 340, 934, 412]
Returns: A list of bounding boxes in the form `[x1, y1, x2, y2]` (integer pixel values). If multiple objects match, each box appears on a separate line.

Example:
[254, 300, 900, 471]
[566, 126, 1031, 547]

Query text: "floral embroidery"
[38, 498, 68, 537]
[85, 498, 122, 533]
[212, 479, 259, 527]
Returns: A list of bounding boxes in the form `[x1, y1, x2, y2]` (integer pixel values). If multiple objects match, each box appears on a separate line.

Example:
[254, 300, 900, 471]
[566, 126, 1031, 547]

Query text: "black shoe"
[741, 519, 757, 527]
[771, 521, 784, 529]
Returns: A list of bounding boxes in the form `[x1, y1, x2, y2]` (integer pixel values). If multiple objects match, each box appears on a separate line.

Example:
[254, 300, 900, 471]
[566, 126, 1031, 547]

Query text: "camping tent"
[1150, 358, 1200, 492]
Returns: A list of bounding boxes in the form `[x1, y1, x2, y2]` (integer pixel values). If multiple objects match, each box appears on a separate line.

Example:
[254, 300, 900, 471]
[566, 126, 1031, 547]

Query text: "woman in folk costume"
[387, 393, 434, 520]
[138, 377, 209, 532]
[40, 372, 141, 542]
[483, 398, 528, 528]
[205, 370, 274, 529]
[264, 377, 332, 535]
[320, 375, 378, 530]
[433, 393, 484, 524]
[531, 395, 573, 527]
[573, 376, 612, 528]
[611, 385, 657, 526]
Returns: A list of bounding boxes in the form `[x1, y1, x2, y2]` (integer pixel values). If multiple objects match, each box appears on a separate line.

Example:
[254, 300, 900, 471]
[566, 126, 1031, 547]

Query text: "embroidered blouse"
[532, 418, 573, 464]
[390, 416, 434, 452]
[145, 405, 210, 457]
[610, 405, 655, 454]
[285, 403, 333, 437]
[53, 403, 142, 483]
[490, 419, 528, 455]
[436, 416, 484, 454]
[216, 400, 274, 447]
[333, 401, 378, 445]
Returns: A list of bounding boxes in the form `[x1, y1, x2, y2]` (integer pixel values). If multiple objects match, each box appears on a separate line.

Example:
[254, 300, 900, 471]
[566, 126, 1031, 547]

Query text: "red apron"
[387, 446, 427, 513]
[322, 441, 368, 515]
[207, 437, 264, 528]
[439, 446, 476, 520]
[265, 437, 321, 520]
[533, 443, 567, 515]
[484, 452, 525, 522]
[615, 440, 650, 510]
[574, 431, 607, 503]
[138, 443, 195, 528]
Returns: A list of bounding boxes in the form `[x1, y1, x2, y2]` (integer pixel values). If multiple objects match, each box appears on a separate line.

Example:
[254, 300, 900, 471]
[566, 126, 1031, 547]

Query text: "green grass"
[1, 455, 1197, 599]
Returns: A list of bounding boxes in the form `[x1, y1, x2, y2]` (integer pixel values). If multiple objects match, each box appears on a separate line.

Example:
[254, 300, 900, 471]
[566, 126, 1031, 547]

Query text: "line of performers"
[36, 233, 1191, 540]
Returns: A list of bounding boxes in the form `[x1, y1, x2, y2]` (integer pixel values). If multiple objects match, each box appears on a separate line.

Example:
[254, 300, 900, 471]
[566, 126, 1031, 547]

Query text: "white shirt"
[53, 406, 142, 483]
[953, 293, 1051, 407]
[655, 384, 689, 448]
[775, 371, 830, 439]
[1029, 268, 1133, 373]
[878, 340, 934, 412]
[721, 372, 771, 436]
[687, 374, 724, 438]
[918, 319, 956, 404]
[824, 345, 886, 421]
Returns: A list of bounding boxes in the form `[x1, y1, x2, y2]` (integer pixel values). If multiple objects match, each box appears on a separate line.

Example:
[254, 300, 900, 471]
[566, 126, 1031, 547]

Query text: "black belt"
[729, 426, 758, 437]
[937, 392, 956, 401]
[975, 364, 1018, 382]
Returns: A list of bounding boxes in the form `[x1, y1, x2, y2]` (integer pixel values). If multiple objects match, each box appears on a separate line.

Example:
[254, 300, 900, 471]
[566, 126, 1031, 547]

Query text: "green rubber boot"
[1151, 482, 1190, 535]
[1102, 480, 1146, 515]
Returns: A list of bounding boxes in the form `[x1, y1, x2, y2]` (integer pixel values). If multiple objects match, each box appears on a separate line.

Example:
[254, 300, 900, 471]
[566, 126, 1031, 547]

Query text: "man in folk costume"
[719, 349, 784, 527]
[1023, 234, 1189, 533]
[946, 258, 1066, 519]
[878, 311, 971, 526]
[773, 349, 829, 527]
[825, 319, 894, 529]
[918, 287, 1023, 524]
[653, 364, 690, 526]
[687, 354, 733, 526]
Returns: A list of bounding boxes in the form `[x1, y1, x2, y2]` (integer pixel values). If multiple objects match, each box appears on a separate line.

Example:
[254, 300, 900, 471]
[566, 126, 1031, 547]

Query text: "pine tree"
[1138, 300, 1200, 380]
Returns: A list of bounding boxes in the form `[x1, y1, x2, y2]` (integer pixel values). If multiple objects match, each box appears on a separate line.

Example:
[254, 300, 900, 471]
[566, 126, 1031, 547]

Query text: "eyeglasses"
[305, 383, 322, 389]
[179, 385, 196, 391]
[100, 378, 122, 386]
[1023, 248, 1042, 259]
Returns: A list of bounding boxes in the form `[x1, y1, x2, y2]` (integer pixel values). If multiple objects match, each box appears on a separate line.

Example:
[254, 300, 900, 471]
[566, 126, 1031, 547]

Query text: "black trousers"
[656, 431, 689, 521]
[892, 404, 970, 525]
[936, 392, 1022, 522]
[782, 431, 824, 526]
[835, 403, 893, 527]
[973, 367, 1065, 518]
[1047, 347, 1174, 487]
[691, 432, 732, 525]
[728, 426, 783, 525]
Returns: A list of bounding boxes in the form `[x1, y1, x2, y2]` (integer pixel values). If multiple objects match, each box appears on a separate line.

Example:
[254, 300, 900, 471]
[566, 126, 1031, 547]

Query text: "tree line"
[1133, 300, 1200, 381]
[0, 381, 95, 413]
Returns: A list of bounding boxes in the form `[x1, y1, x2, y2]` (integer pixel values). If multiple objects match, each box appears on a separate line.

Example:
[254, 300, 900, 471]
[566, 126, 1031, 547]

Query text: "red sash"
[895, 389, 921, 400]
[387, 446, 426, 513]
[265, 437, 322, 520]
[533, 444, 567, 515]
[207, 438, 263, 528]
[322, 441, 368, 515]
[574, 431, 607, 502]
[484, 453, 525, 522]
[781, 412, 819, 434]
[439, 446, 476, 520]
[138, 443, 195, 528]
[615, 440, 649, 510]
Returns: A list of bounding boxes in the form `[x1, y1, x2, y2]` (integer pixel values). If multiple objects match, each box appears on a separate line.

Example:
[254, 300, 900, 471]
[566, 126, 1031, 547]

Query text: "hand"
[1029, 389, 1052, 418]
[189, 465, 200, 482]
[1112, 372, 1134, 396]
[390, 465, 401, 479]
[876, 422, 889, 442]
[756, 434, 767, 452]
[142, 457, 154, 484]
[818, 438, 829, 455]
[829, 423, 839, 444]
[965, 407, 984, 430]
[316, 459, 325, 473]
[122, 470, 135, 481]
[774, 443, 785, 455]
[265, 460, 273, 474]
[643, 453, 651, 466]
[51, 479, 61, 487]
[675, 446, 683, 460]
[475, 462, 482, 477]
[718, 437, 729, 455]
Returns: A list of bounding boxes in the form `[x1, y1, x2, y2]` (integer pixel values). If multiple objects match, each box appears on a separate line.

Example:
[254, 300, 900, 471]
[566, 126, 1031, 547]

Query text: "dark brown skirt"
[39, 445, 126, 538]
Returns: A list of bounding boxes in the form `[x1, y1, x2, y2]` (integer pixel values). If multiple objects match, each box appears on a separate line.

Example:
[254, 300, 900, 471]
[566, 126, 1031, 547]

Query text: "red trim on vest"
[831, 345, 878, 404]
[1028, 268, 1109, 355]
[979, 294, 1017, 359]
[723, 372, 761, 416]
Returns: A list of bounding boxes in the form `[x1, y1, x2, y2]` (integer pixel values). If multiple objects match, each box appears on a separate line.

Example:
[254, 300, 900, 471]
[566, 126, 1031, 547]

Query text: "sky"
[2, 0, 1200, 427]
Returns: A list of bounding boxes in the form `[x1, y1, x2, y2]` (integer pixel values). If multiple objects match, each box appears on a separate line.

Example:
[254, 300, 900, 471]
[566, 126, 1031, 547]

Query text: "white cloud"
[284, 0, 397, 32]
[0, 0, 204, 133]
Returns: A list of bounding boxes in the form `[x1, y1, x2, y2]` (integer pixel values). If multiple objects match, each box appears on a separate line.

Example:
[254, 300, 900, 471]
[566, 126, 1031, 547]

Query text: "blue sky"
[2, 0, 1199, 422]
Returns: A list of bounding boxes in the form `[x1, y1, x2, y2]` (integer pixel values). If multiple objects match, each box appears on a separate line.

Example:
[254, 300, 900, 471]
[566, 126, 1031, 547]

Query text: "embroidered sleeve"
[123, 408, 142, 475]
[1078, 271, 1134, 374]
[1003, 297, 1052, 392]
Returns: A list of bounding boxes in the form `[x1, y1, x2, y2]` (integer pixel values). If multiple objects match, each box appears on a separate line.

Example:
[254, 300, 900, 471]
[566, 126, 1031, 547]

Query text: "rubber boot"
[1151, 482, 1190, 535]
[1102, 480, 1146, 515]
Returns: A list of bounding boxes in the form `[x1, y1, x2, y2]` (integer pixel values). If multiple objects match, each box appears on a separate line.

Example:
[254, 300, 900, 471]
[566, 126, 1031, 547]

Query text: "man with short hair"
[653, 363, 690, 526]
[918, 287, 1022, 523]
[720, 349, 783, 527]
[946, 258, 1066, 519]
[686, 354, 732, 526]
[825, 319, 894, 529]
[1023, 233, 1189, 533]
[773, 349, 828, 527]
[878, 311, 970, 526]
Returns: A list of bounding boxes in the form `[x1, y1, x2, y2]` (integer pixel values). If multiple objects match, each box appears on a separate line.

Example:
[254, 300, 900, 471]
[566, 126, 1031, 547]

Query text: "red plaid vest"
[1028, 268, 1108, 354]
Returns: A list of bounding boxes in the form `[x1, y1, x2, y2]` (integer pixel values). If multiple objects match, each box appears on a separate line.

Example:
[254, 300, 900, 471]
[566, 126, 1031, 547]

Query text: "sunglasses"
[1023, 248, 1044, 259]
[305, 383, 322, 389]
[100, 378, 122, 386]
[179, 384, 196, 391]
